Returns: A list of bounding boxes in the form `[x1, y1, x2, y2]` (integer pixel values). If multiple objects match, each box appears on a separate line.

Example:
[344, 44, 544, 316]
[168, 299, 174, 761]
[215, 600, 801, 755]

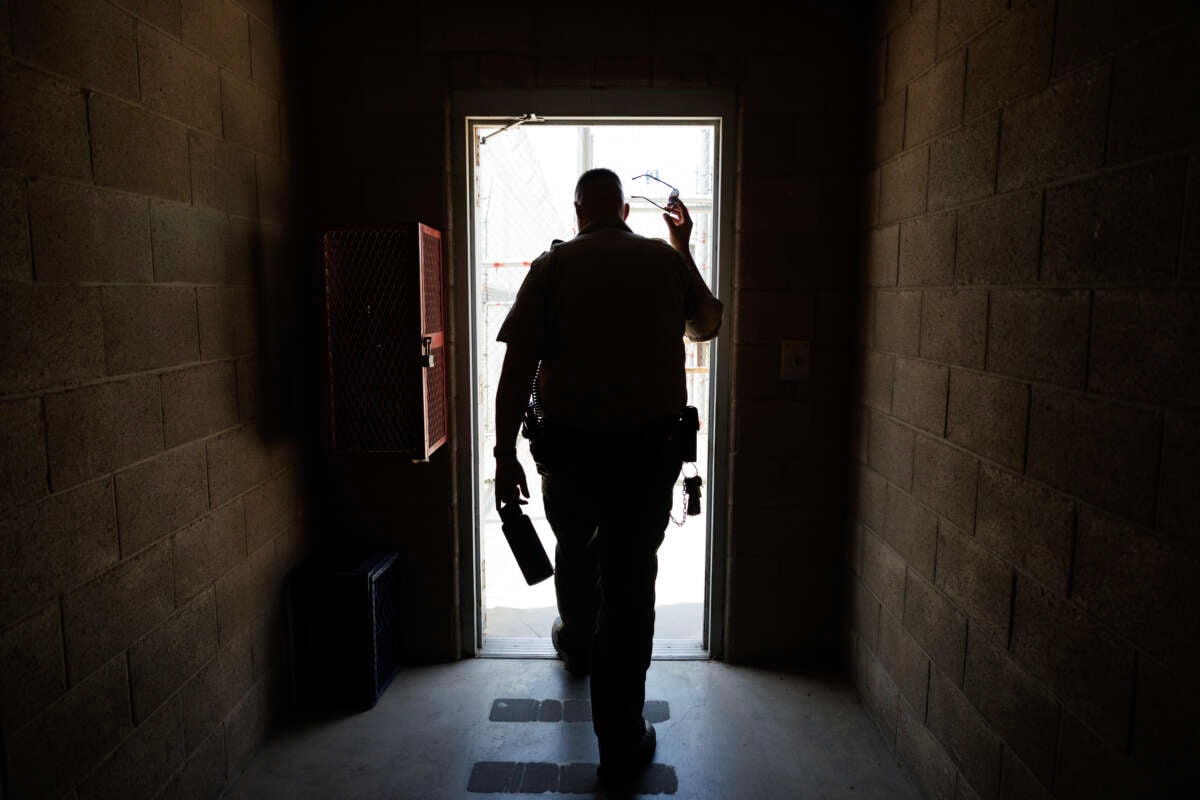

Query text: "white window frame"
[449, 89, 737, 660]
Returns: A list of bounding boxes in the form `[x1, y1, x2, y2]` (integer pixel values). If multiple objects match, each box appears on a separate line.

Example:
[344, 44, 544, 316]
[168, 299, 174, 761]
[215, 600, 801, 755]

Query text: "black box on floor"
[286, 549, 403, 711]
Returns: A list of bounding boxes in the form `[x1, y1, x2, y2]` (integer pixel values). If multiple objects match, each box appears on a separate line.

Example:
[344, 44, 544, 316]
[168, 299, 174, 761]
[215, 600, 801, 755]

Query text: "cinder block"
[848, 521, 866, 575]
[162, 361, 239, 448]
[986, 289, 1088, 389]
[852, 573, 882, 653]
[912, 436, 978, 532]
[535, 54, 592, 87]
[189, 132, 258, 216]
[976, 465, 1072, 594]
[946, 370, 1028, 470]
[1000, 749, 1052, 800]
[1026, 387, 1160, 524]
[963, 0, 1054, 119]
[887, 0, 937, 95]
[934, 523, 1011, 644]
[90, 94, 190, 202]
[906, 51, 965, 147]
[44, 375, 163, 491]
[28, 179, 152, 282]
[206, 425, 269, 506]
[1072, 507, 1198, 666]
[225, 679, 270, 775]
[866, 224, 899, 286]
[1010, 573, 1134, 750]
[5, 655, 133, 799]
[0, 602, 65, 731]
[62, 539, 174, 683]
[860, 350, 894, 412]
[920, 290, 986, 368]
[0, 479, 119, 627]
[734, 289, 812, 343]
[1108, 25, 1200, 165]
[964, 634, 1059, 785]
[903, 571, 967, 686]
[927, 668, 1002, 799]
[1089, 289, 1199, 408]
[899, 212, 955, 287]
[256, 156, 288, 223]
[173, 500, 246, 604]
[101, 286, 199, 374]
[874, 93, 906, 165]
[116, 1, 183, 37]
[937, 0, 1006, 55]
[182, 0, 250, 75]
[880, 146, 929, 223]
[1051, 710, 1137, 800]
[115, 442, 209, 557]
[997, 61, 1110, 192]
[0, 171, 31, 281]
[928, 112, 998, 211]
[897, 699, 957, 800]
[875, 0, 912, 36]
[893, 357, 948, 435]
[0, 397, 46, 513]
[129, 589, 218, 722]
[874, 290, 922, 355]
[181, 633, 253, 751]
[222, 71, 279, 155]
[198, 287, 258, 359]
[0, 58, 90, 180]
[136, 23, 220, 135]
[863, 169, 881, 228]
[236, 356, 259, 421]
[78, 696, 185, 800]
[1042, 156, 1187, 283]
[859, 292, 875, 349]
[244, 469, 300, 553]
[863, 529, 907, 614]
[1053, 0, 1183, 79]
[1158, 413, 1200, 544]
[214, 535, 274, 644]
[861, 645, 900, 743]
[869, 412, 915, 489]
[1186, 159, 1200, 283]
[226, 217, 260, 287]
[164, 730, 226, 799]
[955, 190, 1041, 285]
[879, 609, 930, 713]
[11, 0, 138, 99]
[249, 16, 282, 96]
[884, 484, 938, 578]
[1132, 653, 1200, 787]
[854, 464, 888, 533]
[234, 0, 273, 23]
[151, 201, 231, 284]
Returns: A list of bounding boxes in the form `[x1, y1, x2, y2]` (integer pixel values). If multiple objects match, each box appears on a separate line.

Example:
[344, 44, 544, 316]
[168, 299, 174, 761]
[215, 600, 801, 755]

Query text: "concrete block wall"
[849, 1, 1199, 797]
[298, 2, 864, 665]
[0, 1, 306, 797]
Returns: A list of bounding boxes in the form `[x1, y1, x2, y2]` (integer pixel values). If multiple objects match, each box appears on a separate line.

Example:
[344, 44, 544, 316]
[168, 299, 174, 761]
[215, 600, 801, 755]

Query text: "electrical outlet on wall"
[780, 339, 810, 381]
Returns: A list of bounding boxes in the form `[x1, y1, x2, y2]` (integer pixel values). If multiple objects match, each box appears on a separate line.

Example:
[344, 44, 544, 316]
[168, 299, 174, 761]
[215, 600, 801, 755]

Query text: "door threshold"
[479, 637, 709, 660]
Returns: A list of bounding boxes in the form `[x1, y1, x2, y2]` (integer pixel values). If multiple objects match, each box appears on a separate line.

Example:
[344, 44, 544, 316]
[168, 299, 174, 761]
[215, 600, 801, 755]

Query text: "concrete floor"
[226, 659, 921, 800]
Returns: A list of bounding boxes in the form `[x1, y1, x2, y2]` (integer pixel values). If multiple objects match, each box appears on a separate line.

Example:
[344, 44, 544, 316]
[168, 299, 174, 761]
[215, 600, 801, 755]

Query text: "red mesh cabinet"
[323, 224, 447, 459]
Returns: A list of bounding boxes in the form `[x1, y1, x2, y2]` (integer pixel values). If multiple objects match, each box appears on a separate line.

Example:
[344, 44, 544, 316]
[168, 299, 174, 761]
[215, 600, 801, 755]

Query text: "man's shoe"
[551, 617, 590, 677]
[597, 720, 656, 788]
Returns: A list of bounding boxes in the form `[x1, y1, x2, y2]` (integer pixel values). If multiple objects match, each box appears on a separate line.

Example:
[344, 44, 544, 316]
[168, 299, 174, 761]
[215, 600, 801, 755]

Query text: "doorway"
[451, 95, 735, 660]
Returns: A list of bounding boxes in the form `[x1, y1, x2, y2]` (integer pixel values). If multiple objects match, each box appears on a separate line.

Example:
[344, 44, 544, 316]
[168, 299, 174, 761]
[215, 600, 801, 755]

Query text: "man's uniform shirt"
[497, 218, 722, 433]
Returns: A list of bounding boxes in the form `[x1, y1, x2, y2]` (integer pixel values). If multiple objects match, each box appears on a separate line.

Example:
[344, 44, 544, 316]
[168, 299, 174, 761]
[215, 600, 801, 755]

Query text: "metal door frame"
[449, 89, 737, 660]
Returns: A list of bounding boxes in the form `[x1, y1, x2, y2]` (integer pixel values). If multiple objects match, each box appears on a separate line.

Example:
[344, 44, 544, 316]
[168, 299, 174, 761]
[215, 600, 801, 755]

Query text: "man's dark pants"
[534, 426, 681, 749]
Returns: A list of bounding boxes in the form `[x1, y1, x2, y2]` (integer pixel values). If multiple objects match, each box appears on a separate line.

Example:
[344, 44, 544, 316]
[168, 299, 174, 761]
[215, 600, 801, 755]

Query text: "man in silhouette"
[492, 168, 722, 785]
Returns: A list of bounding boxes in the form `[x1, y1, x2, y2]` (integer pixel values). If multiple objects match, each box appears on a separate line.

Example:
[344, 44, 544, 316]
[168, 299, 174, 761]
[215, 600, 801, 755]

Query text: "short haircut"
[574, 167, 624, 206]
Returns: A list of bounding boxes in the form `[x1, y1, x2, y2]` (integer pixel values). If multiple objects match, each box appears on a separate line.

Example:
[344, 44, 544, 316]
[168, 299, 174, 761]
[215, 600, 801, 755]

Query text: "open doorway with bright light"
[459, 113, 728, 659]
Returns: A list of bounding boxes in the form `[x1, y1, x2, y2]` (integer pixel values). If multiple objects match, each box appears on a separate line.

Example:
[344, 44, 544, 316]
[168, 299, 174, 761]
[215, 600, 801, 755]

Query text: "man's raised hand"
[663, 198, 693, 252]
